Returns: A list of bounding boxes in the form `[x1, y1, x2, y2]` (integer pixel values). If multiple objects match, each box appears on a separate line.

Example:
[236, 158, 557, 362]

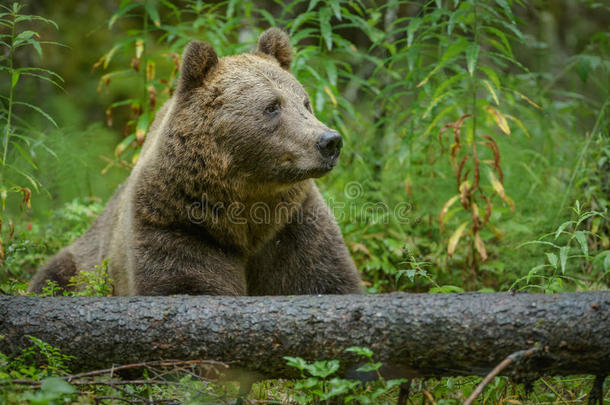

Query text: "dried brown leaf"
[474, 231, 488, 261]
[440, 195, 460, 229]
[448, 221, 469, 257]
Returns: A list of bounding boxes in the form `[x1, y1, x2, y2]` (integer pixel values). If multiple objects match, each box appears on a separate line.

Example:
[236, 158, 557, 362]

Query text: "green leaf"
[6, 164, 40, 191]
[135, 112, 149, 142]
[13, 101, 57, 127]
[323, 58, 337, 86]
[11, 70, 19, 88]
[546, 252, 558, 269]
[446, 7, 465, 33]
[41, 377, 75, 395]
[19, 71, 63, 89]
[429, 285, 465, 293]
[441, 38, 470, 63]
[288, 12, 316, 35]
[526, 265, 545, 283]
[573, 231, 588, 256]
[407, 18, 422, 47]
[328, 0, 341, 20]
[345, 346, 373, 358]
[226, 0, 237, 18]
[15, 14, 58, 29]
[319, 7, 332, 51]
[356, 362, 382, 372]
[31, 40, 42, 58]
[284, 356, 308, 371]
[555, 221, 573, 239]
[11, 141, 37, 169]
[417, 39, 469, 87]
[145, 2, 161, 27]
[307, 360, 339, 378]
[18, 66, 64, 82]
[559, 246, 569, 274]
[257, 9, 276, 26]
[466, 42, 480, 76]
[108, 2, 139, 29]
[306, 0, 320, 12]
[494, 0, 514, 21]
[14, 30, 38, 43]
[480, 65, 501, 89]
[487, 37, 515, 56]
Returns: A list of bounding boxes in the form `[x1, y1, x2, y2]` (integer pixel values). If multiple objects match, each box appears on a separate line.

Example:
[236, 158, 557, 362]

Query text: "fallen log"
[0, 292, 608, 380]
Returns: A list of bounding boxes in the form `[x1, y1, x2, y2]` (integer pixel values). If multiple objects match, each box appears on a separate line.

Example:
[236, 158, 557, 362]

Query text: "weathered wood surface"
[1, 292, 608, 379]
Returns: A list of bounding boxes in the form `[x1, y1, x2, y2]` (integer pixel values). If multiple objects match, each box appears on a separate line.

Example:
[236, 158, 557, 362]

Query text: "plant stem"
[470, 0, 479, 275]
[141, 0, 149, 121]
[2, 9, 16, 180]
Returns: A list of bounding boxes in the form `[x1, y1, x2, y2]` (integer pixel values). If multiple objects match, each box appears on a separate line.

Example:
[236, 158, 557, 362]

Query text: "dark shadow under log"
[0, 292, 608, 380]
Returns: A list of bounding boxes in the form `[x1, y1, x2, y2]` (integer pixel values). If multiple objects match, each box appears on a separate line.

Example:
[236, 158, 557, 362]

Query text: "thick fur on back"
[29, 28, 362, 296]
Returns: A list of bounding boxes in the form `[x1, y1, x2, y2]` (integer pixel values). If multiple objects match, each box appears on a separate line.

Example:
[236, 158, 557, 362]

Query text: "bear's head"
[170, 28, 343, 186]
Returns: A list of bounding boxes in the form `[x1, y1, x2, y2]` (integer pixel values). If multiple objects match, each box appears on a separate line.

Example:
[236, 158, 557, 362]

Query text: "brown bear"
[28, 28, 363, 296]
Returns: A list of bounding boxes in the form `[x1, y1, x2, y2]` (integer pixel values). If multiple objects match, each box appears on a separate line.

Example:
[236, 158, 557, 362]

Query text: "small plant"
[0, 198, 103, 286]
[284, 346, 406, 404]
[512, 201, 609, 292]
[1, 335, 74, 380]
[38, 259, 113, 297]
[396, 246, 467, 293]
[0, 335, 76, 404]
[66, 259, 113, 296]
[94, 0, 184, 170]
[0, 2, 63, 261]
[409, 0, 537, 279]
[438, 113, 512, 273]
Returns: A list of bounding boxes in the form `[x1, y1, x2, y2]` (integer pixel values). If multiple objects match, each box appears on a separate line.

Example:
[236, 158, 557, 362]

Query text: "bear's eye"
[264, 102, 280, 115]
[304, 99, 312, 112]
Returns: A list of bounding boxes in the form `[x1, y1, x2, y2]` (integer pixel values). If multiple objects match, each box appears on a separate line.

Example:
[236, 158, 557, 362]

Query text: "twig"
[463, 347, 539, 405]
[67, 359, 226, 381]
[1, 377, 201, 389]
[94, 395, 140, 404]
[1, 360, 225, 404]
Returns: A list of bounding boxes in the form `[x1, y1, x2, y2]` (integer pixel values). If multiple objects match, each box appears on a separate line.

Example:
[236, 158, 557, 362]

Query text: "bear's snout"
[316, 131, 343, 161]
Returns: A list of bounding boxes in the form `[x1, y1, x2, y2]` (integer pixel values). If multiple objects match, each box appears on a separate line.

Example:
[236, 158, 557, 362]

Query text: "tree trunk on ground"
[0, 292, 608, 380]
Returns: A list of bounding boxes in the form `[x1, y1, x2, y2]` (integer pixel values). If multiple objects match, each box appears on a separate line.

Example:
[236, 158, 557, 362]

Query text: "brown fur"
[29, 29, 363, 296]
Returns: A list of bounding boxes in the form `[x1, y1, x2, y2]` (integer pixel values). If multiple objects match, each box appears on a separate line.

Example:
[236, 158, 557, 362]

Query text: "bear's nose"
[316, 131, 343, 159]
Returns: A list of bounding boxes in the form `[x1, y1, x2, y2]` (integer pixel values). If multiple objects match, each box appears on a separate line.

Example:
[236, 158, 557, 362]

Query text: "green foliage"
[66, 259, 113, 296]
[512, 201, 609, 292]
[36, 259, 113, 297]
[20, 377, 76, 405]
[0, 198, 103, 287]
[0, 335, 76, 404]
[0, 2, 64, 261]
[284, 347, 406, 404]
[0, 335, 74, 380]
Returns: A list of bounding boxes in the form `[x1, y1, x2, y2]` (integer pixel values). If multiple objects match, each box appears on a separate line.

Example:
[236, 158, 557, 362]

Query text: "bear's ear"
[177, 40, 218, 94]
[256, 28, 293, 70]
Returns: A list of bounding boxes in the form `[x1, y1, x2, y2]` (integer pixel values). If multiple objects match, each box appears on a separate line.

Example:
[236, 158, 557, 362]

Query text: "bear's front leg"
[130, 225, 247, 296]
[246, 188, 363, 295]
